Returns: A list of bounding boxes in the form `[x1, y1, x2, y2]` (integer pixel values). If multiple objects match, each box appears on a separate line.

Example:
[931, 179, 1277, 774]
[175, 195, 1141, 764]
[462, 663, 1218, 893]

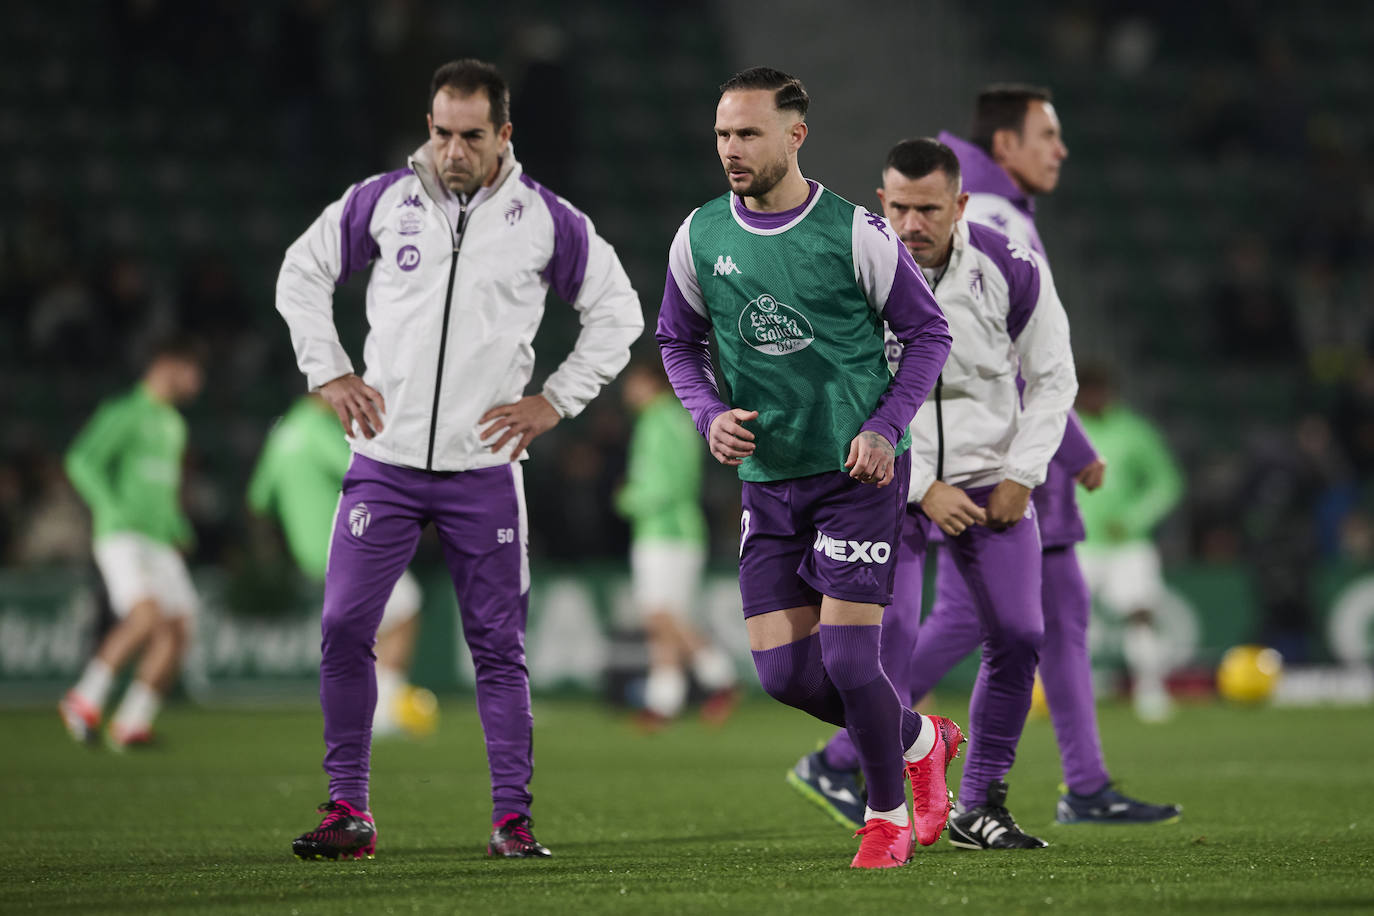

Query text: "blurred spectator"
[1238, 414, 1353, 662]
[1208, 234, 1299, 366]
[13, 456, 90, 566]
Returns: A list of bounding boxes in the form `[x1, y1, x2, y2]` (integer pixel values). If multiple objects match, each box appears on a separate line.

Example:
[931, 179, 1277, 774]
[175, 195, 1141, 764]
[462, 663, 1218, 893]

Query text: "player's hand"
[480, 394, 561, 458]
[709, 408, 758, 466]
[844, 430, 896, 487]
[319, 374, 386, 439]
[1075, 458, 1107, 491]
[919, 481, 987, 536]
[985, 479, 1032, 531]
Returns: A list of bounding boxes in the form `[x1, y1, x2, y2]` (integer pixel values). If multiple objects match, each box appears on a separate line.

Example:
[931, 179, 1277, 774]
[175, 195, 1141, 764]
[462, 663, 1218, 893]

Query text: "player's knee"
[988, 617, 1044, 657]
[755, 664, 811, 708]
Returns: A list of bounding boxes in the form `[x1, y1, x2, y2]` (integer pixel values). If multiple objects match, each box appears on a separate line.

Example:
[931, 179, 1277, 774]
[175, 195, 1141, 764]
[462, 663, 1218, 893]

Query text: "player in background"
[897, 85, 1179, 823]
[248, 393, 437, 739]
[1074, 364, 1186, 722]
[657, 67, 957, 869]
[275, 59, 642, 861]
[59, 336, 205, 749]
[794, 138, 1076, 848]
[614, 358, 738, 728]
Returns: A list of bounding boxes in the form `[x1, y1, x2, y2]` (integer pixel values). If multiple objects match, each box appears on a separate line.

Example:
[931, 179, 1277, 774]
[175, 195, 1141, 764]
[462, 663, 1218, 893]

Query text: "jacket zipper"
[934, 375, 944, 481]
[426, 204, 469, 470]
[928, 262, 949, 483]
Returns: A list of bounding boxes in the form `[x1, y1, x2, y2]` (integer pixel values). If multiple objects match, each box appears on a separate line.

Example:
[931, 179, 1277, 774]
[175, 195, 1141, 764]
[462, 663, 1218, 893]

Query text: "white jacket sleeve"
[1005, 254, 1077, 488]
[275, 187, 356, 391]
[540, 215, 644, 418]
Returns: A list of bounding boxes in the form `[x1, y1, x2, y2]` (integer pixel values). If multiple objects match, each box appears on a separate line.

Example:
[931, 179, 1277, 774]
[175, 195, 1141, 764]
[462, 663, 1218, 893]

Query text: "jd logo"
[348, 503, 372, 537]
[738, 293, 815, 355]
[396, 245, 421, 271]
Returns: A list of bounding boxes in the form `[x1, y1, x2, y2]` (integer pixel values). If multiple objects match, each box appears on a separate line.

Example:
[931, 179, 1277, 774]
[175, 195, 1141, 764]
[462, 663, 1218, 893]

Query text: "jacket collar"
[408, 141, 522, 210]
[937, 130, 1034, 219]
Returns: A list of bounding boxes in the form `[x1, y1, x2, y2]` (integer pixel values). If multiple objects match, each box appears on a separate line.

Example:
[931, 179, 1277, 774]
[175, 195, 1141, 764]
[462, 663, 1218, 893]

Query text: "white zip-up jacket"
[276, 144, 643, 472]
[906, 219, 1077, 502]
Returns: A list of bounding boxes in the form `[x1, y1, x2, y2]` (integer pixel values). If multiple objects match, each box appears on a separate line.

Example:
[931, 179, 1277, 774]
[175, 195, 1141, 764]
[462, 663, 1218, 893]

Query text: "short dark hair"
[429, 59, 510, 126]
[885, 138, 961, 187]
[146, 332, 207, 369]
[970, 83, 1052, 154]
[718, 66, 809, 119]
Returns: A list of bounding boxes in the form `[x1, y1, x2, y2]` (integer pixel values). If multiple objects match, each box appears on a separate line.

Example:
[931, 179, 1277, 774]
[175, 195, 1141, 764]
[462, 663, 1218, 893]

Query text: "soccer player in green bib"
[59, 337, 205, 748]
[248, 394, 437, 738]
[655, 67, 957, 868]
[615, 358, 738, 728]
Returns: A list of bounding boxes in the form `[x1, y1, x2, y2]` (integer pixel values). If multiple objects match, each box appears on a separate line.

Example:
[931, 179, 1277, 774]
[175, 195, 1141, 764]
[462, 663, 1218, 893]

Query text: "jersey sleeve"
[245, 429, 278, 517]
[276, 184, 360, 391]
[528, 186, 645, 419]
[1121, 413, 1185, 538]
[1053, 410, 1099, 477]
[614, 404, 697, 520]
[851, 207, 952, 448]
[1004, 251, 1077, 488]
[64, 397, 135, 527]
[656, 213, 732, 439]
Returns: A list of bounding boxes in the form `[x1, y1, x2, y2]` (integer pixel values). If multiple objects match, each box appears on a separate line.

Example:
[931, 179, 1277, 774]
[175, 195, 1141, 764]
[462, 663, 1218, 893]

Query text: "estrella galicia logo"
[396, 245, 421, 271]
[738, 293, 815, 356]
[348, 503, 372, 537]
[504, 200, 524, 225]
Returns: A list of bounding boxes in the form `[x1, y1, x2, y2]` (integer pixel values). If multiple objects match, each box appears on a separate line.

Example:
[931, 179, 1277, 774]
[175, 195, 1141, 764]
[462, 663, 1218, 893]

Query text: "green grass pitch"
[5, 696, 1373, 914]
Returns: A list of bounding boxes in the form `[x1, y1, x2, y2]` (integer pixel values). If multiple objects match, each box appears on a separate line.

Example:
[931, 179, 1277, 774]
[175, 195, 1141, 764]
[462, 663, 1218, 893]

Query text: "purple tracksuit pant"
[320, 454, 533, 821]
[905, 543, 1110, 794]
[825, 484, 1044, 809]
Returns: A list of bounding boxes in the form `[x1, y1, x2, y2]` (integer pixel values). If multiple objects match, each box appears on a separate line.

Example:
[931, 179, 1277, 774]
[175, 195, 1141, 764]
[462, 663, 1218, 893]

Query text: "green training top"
[614, 391, 708, 546]
[1077, 404, 1184, 546]
[686, 187, 910, 481]
[247, 397, 352, 579]
[64, 383, 192, 547]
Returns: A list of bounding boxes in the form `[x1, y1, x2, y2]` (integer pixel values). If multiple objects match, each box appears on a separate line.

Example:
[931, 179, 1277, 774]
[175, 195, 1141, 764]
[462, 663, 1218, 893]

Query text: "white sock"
[902, 713, 937, 762]
[73, 658, 114, 709]
[374, 665, 405, 730]
[112, 680, 161, 731]
[864, 804, 910, 827]
[644, 665, 688, 718]
[690, 646, 736, 692]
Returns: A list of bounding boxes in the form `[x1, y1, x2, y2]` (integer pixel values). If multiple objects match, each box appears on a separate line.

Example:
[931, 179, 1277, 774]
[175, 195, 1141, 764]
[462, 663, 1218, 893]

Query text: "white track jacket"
[276, 145, 643, 472]
[905, 219, 1077, 502]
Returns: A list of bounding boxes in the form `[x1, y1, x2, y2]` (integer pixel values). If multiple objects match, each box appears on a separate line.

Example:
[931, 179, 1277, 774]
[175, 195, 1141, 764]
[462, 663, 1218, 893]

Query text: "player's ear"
[991, 127, 1018, 163]
[955, 191, 969, 220]
[498, 120, 514, 146]
[875, 187, 886, 209]
[790, 119, 808, 152]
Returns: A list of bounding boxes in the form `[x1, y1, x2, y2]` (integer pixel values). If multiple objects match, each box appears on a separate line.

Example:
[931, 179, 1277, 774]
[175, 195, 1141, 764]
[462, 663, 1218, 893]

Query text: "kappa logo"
[864, 211, 890, 240]
[713, 255, 741, 276]
[504, 200, 524, 225]
[348, 503, 372, 538]
[397, 195, 423, 208]
[738, 293, 815, 355]
[1006, 240, 1037, 266]
[812, 531, 892, 564]
[396, 245, 421, 271]
[988, 212, 1009, 230]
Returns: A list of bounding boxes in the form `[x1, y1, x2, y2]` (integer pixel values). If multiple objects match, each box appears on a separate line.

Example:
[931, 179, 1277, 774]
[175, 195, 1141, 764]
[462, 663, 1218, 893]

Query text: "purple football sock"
[750, 632, 846, 726]
[819, 624, 906, 813]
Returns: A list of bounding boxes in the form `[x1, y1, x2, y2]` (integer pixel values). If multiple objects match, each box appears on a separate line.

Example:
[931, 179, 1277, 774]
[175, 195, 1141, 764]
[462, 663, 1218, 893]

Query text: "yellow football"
[1216, 645, 1283, 703]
